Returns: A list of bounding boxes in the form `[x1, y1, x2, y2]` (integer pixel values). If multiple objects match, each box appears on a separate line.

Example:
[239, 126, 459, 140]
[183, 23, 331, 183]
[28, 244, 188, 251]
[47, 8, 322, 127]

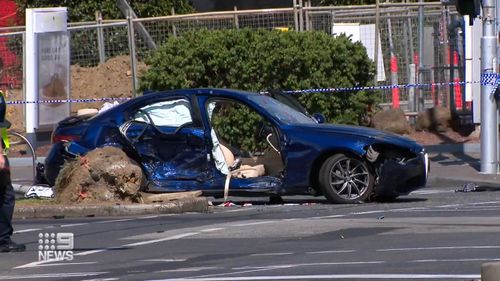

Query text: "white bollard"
[481, 262, 500, 281]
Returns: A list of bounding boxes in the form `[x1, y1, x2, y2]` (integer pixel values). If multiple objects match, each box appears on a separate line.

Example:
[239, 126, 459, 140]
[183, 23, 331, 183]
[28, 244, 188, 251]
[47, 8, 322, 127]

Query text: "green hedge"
[140, 29, 377, 151]
[141, 29, 376, 124]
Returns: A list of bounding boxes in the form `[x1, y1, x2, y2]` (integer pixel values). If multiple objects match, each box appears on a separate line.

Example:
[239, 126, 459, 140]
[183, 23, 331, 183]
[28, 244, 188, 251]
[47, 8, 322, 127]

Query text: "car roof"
[142, 88, 260, 99]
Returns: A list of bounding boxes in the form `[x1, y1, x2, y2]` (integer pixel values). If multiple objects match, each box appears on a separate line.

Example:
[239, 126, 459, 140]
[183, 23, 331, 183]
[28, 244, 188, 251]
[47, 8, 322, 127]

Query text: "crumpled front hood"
[290, 123, 423, 151]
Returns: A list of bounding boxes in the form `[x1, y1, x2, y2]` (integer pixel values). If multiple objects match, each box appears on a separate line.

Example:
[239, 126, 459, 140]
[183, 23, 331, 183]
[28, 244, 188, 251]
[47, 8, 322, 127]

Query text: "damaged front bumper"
[374, 150, 429, 197]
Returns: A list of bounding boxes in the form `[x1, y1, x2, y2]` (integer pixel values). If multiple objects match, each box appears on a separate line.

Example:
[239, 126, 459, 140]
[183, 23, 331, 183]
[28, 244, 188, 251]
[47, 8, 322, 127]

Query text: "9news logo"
[38, 232, 74, 262]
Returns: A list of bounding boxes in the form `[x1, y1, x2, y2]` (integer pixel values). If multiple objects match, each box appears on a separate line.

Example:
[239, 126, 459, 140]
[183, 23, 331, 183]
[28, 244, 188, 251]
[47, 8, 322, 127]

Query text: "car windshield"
[247, 95, 317, 125]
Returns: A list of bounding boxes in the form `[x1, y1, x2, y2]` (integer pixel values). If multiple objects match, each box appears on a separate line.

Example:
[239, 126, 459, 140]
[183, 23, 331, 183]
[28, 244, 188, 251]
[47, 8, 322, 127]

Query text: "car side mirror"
[312, 113, 326, 124]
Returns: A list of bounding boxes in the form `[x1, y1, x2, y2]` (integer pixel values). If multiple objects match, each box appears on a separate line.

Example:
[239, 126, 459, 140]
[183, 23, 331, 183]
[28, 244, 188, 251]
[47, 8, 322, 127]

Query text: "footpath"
[8, 143, 500, 219]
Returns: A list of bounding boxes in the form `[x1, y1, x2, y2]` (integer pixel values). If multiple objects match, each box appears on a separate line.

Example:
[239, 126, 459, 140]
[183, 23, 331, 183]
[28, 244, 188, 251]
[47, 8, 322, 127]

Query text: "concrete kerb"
[14, 197, 209, 219]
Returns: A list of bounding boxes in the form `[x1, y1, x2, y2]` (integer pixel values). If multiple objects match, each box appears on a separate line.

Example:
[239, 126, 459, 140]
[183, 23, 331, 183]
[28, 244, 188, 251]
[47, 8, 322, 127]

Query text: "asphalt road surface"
[1, 186, 500, 281]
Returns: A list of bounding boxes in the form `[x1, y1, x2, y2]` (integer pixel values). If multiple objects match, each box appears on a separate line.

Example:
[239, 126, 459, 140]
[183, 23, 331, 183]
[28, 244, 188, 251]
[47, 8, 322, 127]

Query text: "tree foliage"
[13, 0, 194, 22]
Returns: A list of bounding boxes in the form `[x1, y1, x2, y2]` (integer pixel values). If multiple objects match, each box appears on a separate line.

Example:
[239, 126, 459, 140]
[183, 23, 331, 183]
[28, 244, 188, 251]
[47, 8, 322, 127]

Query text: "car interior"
[206, 99, 285, 178]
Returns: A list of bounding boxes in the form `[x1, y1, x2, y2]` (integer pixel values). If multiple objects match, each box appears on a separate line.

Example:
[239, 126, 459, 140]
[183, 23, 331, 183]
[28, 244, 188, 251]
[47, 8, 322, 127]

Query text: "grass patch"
[15, 198, 58, 207]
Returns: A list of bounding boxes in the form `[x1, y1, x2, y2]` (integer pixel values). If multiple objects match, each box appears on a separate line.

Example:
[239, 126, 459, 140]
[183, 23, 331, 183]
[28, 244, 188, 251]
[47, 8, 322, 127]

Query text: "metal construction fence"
[0, 1, 464, 113]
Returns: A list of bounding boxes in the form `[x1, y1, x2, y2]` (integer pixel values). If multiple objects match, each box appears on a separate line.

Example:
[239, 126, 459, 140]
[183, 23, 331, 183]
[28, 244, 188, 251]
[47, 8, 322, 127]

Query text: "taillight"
[51, 134, 80, 144]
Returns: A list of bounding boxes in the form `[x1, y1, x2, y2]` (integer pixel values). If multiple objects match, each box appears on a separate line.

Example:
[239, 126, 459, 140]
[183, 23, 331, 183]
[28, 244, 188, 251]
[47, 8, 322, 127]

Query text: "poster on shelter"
[37, 31, 70, 127]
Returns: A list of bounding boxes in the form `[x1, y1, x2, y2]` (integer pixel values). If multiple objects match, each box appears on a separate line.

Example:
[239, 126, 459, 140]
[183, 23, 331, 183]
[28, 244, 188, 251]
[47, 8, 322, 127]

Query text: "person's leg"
[0, 157, 25, 252]
[0, 163, 14, 245]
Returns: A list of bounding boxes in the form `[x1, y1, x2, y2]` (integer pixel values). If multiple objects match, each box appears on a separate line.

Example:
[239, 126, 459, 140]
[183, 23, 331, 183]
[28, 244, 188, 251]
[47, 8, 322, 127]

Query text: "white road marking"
[142, 259, 187, 262]
[124, 232, 198, 247]
[199, 261, 385, 278]
[74, 247, 128, 257]
[19, 262, 97, 268]
[162, 274, 481, 280]
[411, 190, 453, 194]
[317, 214, 346, 218]
[95, 218, 134, 224]
[412, 258, 500, 263]
[14, 260, 95, 269]
[141, 215, 161, 219]
[82, 278, 120, 281]
[250, 252, 293, 256]
[73, 232, 198, 257]
[377, 245, 500, 252]
[467, 201, 500, 205]
[231, 221, 275, 227]
[157, 267, 221, 273]
[60, 223, 89, 227]
[306, 250, 356, 254]
[200, 228, 225, 232]
[0, 272, 106, 280]
[13, 228, 41, 234]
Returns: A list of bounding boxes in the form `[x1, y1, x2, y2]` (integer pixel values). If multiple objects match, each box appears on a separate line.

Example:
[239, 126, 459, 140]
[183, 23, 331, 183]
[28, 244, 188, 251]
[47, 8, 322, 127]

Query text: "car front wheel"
[319, 154, 374, 204]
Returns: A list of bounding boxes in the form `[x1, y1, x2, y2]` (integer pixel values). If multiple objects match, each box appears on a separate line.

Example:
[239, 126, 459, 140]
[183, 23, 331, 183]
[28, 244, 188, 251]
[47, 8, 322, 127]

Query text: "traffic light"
[455, 0, 481, 25]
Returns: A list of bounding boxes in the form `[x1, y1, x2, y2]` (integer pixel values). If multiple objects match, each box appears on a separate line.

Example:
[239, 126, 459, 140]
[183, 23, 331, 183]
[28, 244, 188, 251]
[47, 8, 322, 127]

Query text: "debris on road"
[24, 185, 54, 199]
[140, 191, 202, 203]
[455, 183, 479, 193]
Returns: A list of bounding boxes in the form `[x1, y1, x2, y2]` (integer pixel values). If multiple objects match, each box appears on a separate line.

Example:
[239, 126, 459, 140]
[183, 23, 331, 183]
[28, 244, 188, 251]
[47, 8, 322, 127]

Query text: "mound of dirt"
[55, 146, 144, 204]
[371, 108, 411, 134]
[5, 56, 146, 135]
[70, 55, 147, 114]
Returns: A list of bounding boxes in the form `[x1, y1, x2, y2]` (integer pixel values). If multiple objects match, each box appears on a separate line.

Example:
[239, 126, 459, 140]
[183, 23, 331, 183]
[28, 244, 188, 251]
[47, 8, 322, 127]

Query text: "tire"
[319, 154, 374, 204]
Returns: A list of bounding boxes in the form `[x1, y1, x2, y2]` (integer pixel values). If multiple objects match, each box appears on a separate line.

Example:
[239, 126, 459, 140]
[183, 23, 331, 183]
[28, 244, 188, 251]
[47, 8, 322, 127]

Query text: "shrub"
[141, 29, 376, 123]
[140, 29, 377, 150]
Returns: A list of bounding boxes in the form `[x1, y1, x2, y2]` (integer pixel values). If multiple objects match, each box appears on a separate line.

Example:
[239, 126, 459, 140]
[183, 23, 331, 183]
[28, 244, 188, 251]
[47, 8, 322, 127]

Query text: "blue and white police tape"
[5, 75, 500, 104]
[6, 97, 130, 105]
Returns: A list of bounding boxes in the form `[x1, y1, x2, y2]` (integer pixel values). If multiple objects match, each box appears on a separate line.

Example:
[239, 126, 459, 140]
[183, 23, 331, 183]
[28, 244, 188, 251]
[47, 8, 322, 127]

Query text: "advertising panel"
[37, 31, 70, 127]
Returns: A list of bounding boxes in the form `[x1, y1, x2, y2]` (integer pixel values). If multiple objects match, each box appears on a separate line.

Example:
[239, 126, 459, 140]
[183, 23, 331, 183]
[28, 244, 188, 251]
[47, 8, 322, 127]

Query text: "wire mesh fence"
[0, 1, 462, 113]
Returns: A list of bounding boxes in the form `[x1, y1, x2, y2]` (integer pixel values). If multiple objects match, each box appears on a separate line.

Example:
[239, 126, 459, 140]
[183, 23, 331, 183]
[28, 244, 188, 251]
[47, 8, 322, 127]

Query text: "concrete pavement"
[426, 143, 500, 189]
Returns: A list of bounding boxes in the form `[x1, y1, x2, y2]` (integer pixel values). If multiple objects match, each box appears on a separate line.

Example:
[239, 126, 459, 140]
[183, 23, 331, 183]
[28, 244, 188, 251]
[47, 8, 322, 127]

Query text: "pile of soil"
[55, 146, 144, 204]
[5, 55, 146, 157]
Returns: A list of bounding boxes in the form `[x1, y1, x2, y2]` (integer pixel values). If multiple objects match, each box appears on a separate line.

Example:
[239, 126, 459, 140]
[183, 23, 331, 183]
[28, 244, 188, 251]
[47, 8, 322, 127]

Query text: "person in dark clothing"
[0, 90, 25, 252]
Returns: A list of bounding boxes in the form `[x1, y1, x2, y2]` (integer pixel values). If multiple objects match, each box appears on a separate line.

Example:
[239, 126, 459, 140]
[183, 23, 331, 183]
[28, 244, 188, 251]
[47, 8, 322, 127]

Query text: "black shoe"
[0, 241, 26, 253]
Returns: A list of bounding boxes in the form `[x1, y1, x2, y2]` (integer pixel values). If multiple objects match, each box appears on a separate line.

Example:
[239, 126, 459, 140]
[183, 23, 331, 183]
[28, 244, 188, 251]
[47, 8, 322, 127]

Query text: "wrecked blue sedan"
[44, 88, 429, 204]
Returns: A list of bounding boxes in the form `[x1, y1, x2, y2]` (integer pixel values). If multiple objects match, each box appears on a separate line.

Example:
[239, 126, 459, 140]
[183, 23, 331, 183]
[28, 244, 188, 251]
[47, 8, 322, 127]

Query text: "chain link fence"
[0, 1, 462, 113]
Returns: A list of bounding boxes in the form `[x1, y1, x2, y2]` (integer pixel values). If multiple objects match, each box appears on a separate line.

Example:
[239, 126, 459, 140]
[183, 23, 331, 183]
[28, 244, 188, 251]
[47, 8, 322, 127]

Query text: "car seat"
[220, 144, 265, 201]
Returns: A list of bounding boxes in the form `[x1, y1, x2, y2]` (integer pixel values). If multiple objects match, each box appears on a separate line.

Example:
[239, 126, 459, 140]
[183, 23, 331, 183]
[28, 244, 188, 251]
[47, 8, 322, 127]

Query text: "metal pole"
[299, 0, 304, 32]
[293, 0, 299, 31]
[480, 0, 498, 174]
[305, 0, 310, 31]
[234, 6, 239, 29]
[418, 0, 425, 112]
[127, 10, 138, 96]
[171, 8, 177, 37]
[374, 0, 380, 85]
[497, 0, 500, 69]
[96, 11, 106, 64]
[409, 64, 416, 116]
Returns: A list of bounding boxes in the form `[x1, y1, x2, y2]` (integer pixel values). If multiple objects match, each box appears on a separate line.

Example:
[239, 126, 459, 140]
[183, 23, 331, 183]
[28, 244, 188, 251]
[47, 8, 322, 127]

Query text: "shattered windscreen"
[247, 95, 316, 125]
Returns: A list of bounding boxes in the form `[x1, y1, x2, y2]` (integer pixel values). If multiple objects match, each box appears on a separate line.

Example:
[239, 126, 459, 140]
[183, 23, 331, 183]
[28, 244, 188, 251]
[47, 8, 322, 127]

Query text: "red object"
[390, 56, 399, 109]
[51, 134, 81, 144]
[0, 0, 21, 87]
[453, 51, 462, 110]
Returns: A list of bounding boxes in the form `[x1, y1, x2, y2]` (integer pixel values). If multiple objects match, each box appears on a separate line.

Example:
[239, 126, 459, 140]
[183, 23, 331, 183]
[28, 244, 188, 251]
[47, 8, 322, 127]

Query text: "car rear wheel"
[319, 154, 374, 204]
